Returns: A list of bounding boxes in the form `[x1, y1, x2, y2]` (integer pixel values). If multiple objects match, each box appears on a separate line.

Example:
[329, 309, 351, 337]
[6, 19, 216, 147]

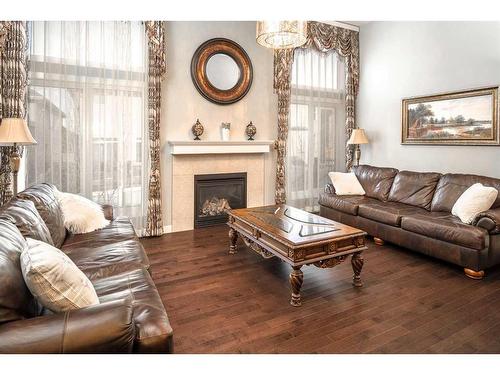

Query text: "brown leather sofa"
[0, 183, 173, 353]
[319, 165, 500, 279]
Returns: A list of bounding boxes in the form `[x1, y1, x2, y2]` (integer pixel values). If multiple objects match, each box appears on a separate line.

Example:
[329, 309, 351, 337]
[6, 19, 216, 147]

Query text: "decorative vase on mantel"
[221, 122, 231, 141]
[191, 119, 204, 140]
[245, 121, 256, 141]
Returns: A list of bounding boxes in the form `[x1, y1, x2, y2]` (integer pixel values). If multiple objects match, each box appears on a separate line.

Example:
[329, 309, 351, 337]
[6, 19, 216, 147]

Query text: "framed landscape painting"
[402, 86, 499, 145]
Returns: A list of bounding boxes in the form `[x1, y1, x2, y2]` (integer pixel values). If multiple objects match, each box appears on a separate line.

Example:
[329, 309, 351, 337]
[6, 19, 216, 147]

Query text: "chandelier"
[256, 21, 307, 49]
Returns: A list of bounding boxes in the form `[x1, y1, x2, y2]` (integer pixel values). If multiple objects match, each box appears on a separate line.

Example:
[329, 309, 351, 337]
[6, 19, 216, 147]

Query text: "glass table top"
[249, 212, 293, 233]
[284, 207, 333, 225]
[299, 225, 339, 237]
[246, 206, 338, 236]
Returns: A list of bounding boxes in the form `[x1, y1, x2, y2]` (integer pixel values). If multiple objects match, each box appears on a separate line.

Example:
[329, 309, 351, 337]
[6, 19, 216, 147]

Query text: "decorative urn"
[191, 119, 204, 140]
[245, 121, 256, 141]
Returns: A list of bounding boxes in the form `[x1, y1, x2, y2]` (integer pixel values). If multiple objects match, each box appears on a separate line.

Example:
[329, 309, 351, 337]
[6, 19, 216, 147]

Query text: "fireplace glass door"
[194, 172, 247, 228]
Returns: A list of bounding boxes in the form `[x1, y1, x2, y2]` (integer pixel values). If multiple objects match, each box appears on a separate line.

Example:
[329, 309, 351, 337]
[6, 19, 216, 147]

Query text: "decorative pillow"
[20, 238, 99, 312]
[18, 183, 68, 249]
[0, 198, 54, 245]
[328, 172, 366, 196]
[56, 192, 110, 234]
[452, 183, 498, 224]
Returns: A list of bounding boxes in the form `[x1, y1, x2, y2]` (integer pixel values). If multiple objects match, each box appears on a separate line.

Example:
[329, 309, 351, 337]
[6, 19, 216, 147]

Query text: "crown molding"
[319, 21, 360, 32]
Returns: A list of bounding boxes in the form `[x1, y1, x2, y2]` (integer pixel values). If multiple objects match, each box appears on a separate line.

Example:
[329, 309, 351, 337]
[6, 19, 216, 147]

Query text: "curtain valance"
[305, 21, 359, 94]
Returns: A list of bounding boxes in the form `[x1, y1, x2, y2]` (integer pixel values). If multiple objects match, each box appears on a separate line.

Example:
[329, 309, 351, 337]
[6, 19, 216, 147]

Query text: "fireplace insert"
[194, 172, 247, 228]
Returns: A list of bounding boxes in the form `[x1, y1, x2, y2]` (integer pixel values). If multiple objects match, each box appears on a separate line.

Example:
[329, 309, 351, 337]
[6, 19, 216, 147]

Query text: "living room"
[1, 0, 499, 373]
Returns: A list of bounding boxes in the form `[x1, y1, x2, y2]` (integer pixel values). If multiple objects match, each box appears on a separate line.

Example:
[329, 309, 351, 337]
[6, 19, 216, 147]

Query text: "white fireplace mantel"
[168, 140, 274, 155]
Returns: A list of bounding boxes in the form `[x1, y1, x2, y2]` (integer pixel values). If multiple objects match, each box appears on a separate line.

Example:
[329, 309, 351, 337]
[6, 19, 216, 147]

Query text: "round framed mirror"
[191, 38, 253, 105]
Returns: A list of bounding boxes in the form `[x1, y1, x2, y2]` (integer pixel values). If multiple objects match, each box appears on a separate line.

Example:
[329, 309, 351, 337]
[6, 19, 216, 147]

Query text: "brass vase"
[191, 119, 204, 140]
[245, 121, 256, 141]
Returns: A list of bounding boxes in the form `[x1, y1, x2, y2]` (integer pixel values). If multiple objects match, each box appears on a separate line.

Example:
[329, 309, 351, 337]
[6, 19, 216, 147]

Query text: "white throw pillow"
[328, 172, 366, 196]
[57, 191, 110, 234]
[21, 238, 99, 312]
[452, 183, 498, 224]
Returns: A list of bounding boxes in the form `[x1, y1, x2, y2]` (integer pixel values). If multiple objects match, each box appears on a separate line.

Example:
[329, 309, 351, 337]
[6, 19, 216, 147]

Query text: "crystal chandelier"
[256, 21, 307, 49]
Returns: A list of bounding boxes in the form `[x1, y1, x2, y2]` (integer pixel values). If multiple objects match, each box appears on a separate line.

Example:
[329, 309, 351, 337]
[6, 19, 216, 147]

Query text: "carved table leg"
[228, 228, 238, 255]
[351, 252, 364, 287]
[289, 266, 304, 307]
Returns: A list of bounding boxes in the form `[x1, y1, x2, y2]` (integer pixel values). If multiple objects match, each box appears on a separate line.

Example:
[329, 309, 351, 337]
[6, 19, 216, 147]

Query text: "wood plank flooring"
[141, 225, 500, 353]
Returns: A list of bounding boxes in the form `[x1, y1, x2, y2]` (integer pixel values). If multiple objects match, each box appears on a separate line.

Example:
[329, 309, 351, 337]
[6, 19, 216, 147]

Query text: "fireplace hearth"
[194, 172, 247, 228]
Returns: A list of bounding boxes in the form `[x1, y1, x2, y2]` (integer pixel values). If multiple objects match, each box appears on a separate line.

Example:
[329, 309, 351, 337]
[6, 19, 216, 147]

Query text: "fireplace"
[194, 172, 247, 228]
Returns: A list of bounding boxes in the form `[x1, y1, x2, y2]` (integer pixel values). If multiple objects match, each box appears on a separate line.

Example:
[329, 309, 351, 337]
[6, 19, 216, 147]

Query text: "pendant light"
[256, 21, 307, 49]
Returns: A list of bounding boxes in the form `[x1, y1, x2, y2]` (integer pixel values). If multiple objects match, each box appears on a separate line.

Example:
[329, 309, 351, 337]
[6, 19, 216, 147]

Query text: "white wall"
[161, 21, 277, 227]
[357, 22, 500, 178]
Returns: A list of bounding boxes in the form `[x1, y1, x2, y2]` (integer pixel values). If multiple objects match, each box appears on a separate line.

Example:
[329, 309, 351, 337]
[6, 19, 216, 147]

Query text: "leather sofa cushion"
[0, 199, 54, 245]
[18, 183, 67, 248]
[0, 299, 135, 354]
[388, 171, 441, 210]
[431, 173, 500, 212]
[401, 213, 488, 250]
[358, 201, 427, 227]
[0, 218, 41, 324]
[82, 262, 145, 282]
[61, 217, 150, 270]
[92, 267, 173, 353]
[318, 193, 378, 215]
[352, 165, 398, 201]
[63, 239, 149, 271]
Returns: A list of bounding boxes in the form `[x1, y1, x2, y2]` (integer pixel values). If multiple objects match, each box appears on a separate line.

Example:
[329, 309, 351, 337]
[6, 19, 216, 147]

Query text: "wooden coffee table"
[227, 205, 367, 306]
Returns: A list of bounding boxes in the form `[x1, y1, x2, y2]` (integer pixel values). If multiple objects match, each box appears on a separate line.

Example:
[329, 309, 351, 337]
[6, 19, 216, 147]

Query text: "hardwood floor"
[141, 225, 500, 353]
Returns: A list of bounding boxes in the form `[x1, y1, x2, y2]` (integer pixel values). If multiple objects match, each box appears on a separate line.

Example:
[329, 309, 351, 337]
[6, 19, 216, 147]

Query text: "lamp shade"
[0, 118, 37, 146]
[347, 129, 369, 145]
[256, 21, 307, 49]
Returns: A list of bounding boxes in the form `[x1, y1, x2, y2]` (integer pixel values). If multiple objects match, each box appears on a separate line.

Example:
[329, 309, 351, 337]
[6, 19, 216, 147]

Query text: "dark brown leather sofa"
[0, 183, 173, 353]
[319, 165, 500, 279]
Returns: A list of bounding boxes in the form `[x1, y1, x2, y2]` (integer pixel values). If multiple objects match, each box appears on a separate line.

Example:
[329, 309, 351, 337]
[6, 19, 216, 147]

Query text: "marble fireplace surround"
[169, 141, 274, 232]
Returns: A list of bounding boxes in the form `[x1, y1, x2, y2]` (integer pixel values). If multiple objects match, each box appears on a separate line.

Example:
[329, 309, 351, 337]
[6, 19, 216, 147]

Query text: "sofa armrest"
[0, 299, 135, 353]
[324, 183, 336, 194]
[473, 208, 500, 234]
[102, 204, 114, 221]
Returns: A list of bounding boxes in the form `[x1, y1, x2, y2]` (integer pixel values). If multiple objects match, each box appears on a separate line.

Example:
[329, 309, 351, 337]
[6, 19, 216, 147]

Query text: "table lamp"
[0, 118, 37, 195]
[347, 128, 369, 167]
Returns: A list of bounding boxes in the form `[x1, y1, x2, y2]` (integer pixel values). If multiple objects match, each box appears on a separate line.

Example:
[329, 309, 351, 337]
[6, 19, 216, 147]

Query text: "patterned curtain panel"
[273, 21, 359, 204]
[273, 48, 295, 205]
[0, 21, 28, 205]
[144, 21, 166, 237]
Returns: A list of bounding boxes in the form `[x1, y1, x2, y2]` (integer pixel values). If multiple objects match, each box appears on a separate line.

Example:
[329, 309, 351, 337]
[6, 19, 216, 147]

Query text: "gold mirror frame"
[191, 38, 253, 105]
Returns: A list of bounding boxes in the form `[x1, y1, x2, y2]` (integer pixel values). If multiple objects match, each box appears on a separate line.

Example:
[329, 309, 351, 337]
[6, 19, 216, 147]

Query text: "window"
[286, 48, 346, 212]
[26, 21, 149, 231]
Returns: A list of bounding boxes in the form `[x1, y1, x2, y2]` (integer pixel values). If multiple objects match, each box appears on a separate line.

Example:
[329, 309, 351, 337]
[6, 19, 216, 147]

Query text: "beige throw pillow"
[56, 191, 110, 234]
[21, 238, 99, 312]
[328, 172, 366, 195]
[452, 183, 498, 224]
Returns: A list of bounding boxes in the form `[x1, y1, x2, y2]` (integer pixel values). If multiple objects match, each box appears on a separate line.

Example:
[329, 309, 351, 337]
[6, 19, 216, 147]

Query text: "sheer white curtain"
[287, 48, 346, 212]
[26, 21, 149, 233]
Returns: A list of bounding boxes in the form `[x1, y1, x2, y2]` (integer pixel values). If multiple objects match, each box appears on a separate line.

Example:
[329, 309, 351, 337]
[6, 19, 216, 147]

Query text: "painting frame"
[402, 86, 499, 145]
